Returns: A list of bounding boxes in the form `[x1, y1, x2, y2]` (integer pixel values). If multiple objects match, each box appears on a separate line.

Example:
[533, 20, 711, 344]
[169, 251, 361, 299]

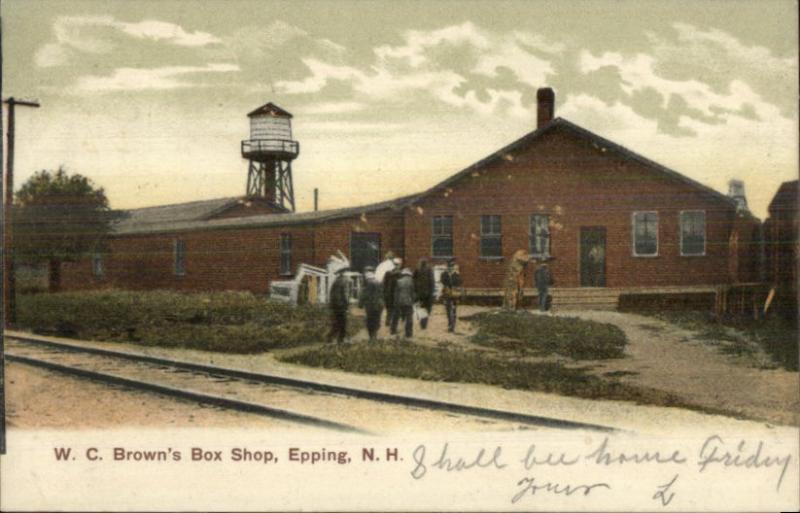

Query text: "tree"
[13, 167, 119, 292]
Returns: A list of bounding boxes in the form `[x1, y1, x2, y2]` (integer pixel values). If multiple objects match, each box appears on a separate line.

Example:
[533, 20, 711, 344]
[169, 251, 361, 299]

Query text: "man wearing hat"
[327, 265, 351, 343]
[440, 258, 462, 332]
[391, 267, 416, 338]
[383, 257, 402, 328]
[358, 265, 383, 342]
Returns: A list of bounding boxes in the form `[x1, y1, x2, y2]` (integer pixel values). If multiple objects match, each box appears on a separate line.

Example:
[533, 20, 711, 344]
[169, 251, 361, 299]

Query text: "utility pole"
[3, 97, 40, 328]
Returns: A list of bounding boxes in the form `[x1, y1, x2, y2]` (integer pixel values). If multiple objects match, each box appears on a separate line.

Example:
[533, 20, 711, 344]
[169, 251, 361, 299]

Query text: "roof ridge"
[117, 196, 241, 213]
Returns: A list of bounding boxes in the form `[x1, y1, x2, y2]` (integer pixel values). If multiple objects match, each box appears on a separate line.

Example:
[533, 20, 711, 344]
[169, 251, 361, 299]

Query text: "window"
[529, 215, 550, 258]
[280, 234, 292, 275]
[432, 216, 453, 258]
[174, 239, 186, 276]
[680, 211, 706, 256]
[632, 212, 658, 256]
[91, 253, 104, 278]
[480, 215, 502, 258]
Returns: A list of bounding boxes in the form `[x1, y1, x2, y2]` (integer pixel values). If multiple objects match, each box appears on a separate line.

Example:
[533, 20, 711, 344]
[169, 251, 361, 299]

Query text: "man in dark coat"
[391, 268, 416, 338]
[382, 257, 402, 327]
[534, 260, 553, 312]
[358, 266, 383, 342]
[440, 258, 462, 332]
[327, 267, 350, 343]
[412, 258, 435, 329]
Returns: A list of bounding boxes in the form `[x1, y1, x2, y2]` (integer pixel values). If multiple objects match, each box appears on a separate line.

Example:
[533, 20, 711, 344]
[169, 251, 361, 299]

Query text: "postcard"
[1, 0, 798, 511]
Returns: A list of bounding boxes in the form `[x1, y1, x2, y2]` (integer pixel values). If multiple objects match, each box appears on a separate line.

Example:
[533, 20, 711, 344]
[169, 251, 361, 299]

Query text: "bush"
[281, 343, 736, 415]
[467, 310, 627, 360]
[16, 289, 343, 353]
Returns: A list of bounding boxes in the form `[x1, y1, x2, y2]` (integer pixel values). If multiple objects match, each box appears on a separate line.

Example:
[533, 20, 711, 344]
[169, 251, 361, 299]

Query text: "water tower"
[241, 102, 299, 211]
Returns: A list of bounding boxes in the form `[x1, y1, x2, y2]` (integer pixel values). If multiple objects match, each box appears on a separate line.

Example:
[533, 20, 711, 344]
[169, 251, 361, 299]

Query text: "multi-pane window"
[91, 253, 104, 278]
[480, 215, 502, 258]
[432, 215, 453, 258]
[174, 239, 187, 276]
[632, 212, 658, 256]
[529, 215, 550, 258]
[280, 233, 292, 275]
[680, 211, 706, 256]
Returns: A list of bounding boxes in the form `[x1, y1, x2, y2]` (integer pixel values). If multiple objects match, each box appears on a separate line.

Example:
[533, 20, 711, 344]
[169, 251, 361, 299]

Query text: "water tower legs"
[246, 159, 296, 211]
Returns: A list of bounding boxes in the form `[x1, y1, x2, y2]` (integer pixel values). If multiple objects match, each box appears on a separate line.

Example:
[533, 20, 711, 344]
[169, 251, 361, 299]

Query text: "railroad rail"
[5, 333, 616, 433]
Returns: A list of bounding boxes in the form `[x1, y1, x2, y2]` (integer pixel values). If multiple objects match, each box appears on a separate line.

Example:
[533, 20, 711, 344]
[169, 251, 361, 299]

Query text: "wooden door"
[580, 227, 606, 287]
[350, 232, 381, 273]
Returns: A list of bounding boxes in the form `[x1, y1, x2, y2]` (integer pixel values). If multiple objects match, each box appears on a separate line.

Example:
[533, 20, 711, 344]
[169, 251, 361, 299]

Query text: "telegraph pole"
[3, 97, 40, 328]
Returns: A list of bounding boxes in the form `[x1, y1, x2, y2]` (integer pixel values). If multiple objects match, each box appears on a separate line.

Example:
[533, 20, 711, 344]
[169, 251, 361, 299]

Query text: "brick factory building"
[60, 89, 762, 307]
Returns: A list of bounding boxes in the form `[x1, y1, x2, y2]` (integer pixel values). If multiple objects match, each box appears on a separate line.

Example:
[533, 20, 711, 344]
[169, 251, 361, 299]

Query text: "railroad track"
[4, 334, 616, 434]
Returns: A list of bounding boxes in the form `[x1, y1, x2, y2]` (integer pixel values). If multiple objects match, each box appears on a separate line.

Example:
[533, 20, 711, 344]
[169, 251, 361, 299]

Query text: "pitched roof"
[768, 180, 798, 213]
[113, 193, 418, 236]
[416, 117, 739, 209]
[113, 197, 244, 233]
[247, 102, 293, 118]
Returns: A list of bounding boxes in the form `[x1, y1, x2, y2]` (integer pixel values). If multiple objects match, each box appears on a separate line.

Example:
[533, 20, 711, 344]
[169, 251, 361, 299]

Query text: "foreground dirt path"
[4, 362, 293, 430]
[351, 305, 799, 425]
[555, 310, 799, 426]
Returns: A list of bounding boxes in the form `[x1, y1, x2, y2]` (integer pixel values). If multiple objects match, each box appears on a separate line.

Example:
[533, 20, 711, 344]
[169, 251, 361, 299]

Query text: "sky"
[2, 0, 798, 219]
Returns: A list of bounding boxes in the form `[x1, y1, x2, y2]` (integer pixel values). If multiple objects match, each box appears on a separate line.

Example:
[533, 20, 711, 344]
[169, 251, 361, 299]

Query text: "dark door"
[350, 232, 381, 273]
[580, 227, 606, 287]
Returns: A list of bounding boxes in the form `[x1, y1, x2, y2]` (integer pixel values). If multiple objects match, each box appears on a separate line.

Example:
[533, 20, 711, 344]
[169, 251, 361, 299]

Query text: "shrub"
[467, 310, 627, 360]
[16, 289, 343, 353]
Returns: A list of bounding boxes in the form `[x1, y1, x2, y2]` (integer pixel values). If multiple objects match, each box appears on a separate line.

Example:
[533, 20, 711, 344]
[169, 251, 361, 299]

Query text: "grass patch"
[280, 343, 741, 417]
[648, 310, 798, 371]
[467, 310, 627, 360]
[16, 289, 355, 353]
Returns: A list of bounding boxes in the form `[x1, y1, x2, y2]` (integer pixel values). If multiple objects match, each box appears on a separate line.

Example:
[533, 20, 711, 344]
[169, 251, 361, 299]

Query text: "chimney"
[728, 179, 748, 212]
[537, 87, 555, 128]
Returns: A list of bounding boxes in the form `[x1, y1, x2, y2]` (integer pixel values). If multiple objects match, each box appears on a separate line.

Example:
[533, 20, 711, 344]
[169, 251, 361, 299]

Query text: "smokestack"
[314, 188, 319, 211]
[537, 87, 555, 128]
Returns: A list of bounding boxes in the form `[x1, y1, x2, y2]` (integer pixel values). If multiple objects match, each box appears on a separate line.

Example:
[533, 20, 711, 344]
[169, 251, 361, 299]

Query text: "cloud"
[71, 63, 239, 93]
[35, 15, 221, 68]
[296, 101, 366, 115]
[117, 19, 220, 46]
[276, 22, 560, 117]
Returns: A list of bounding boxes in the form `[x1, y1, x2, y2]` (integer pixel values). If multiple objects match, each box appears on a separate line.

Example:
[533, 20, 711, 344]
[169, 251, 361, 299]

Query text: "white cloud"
[36, 15, 221, 68]
[117, 19, 220, 46]
[296, 101, 366, 115]
[71, 63, 239, 93]
[579, 50, 780, 120]
[276, 23, 560, 118]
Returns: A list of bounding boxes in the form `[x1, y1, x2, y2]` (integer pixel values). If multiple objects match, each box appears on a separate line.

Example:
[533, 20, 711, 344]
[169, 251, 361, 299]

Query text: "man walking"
[358, 266, 383, 342]
[383, 257, 402, 328]
[413, 258, 435, 330]
[391, 268, 416, 339]
[440, 258, 462, 332]
[534, 259, 553, 313]
[327, 266, 350, 343]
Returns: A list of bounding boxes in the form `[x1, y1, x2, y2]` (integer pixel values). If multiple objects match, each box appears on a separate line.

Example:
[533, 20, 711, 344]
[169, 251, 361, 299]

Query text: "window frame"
[173, 238, 187, 277]
[529, 214, 551, 258]
[631, 211, 659, 257]
[431, 215, 454, 259]
[679, 210, 707, 257]
[280, 233, 293, 276]
[479, 214, 503, 259]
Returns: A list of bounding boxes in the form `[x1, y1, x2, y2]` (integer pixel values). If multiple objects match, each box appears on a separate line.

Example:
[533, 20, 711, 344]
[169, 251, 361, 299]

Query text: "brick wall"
[61, 208, 405, 294]
[403, 126, 750, 289]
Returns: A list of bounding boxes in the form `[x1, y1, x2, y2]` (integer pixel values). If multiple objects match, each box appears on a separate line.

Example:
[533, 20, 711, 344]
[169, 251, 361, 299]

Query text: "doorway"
[580, 227, 606, 287]
[350, 232, 381, 273]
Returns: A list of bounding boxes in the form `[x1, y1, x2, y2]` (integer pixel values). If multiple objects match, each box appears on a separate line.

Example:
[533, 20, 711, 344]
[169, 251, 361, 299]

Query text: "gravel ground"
[6, 309, 798, 436]
[4, 362, 297, 430]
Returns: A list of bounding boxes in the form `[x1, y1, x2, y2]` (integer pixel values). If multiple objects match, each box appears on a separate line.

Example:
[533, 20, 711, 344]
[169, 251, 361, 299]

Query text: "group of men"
[327, 253, 463, 344]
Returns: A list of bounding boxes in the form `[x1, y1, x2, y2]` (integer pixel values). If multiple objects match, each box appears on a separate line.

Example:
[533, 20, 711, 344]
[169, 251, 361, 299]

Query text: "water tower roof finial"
[247, 102, 293, 118]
